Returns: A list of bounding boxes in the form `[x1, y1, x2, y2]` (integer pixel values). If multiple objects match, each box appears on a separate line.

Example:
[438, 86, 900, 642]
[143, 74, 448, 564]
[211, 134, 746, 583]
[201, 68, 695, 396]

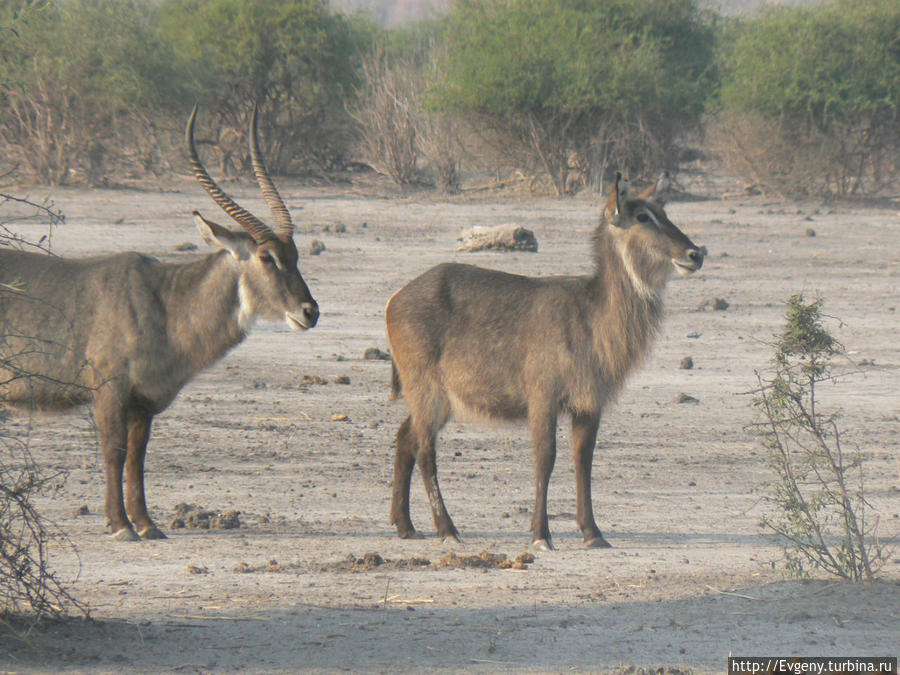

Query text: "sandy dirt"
[1, 171, 898, 674]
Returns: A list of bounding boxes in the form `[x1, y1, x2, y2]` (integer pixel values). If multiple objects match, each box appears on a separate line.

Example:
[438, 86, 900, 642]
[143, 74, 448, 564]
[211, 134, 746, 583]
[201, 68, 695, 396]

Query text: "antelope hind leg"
[415, 427, 460, 543]
[391, 417, 423, 539]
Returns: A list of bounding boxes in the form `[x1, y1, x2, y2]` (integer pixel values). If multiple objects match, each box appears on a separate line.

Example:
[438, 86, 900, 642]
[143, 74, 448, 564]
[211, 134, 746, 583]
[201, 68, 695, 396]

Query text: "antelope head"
[187, 104, 319, 331]
[603, 172, 703, 296]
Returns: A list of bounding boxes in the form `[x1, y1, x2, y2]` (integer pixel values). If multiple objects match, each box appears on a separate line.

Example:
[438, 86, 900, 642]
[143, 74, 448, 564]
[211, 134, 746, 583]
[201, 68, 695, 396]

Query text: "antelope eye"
[636, 212, 651, 224]
[261, 254, 278, 267]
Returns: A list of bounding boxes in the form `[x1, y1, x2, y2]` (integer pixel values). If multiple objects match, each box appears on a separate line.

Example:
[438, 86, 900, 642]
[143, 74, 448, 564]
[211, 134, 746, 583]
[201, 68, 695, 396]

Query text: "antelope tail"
[390, 360, 402, 401]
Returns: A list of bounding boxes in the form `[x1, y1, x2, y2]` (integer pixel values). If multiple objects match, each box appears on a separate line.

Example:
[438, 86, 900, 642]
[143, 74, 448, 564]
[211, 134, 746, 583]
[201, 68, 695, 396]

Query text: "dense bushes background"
[713, 0, 900, 196]
[0, 0, 897, 196]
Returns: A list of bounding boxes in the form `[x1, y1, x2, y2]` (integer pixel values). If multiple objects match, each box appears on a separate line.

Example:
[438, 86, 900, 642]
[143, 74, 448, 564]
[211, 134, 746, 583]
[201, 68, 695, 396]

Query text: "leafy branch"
[751, 294, 886, 581]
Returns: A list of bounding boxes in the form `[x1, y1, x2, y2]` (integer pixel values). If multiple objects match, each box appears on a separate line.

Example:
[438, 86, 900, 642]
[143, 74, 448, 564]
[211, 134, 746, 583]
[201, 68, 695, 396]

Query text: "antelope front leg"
[390, 416, 422, 539]
[529, 408, 557, 551]
[125, 409, 166, 540]
[94, 392, 139, 541]
[571, 412, 610, 548]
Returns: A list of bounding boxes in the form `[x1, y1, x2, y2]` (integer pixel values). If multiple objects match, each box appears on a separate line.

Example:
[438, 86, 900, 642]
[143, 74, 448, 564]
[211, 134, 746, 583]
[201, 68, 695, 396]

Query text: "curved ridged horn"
[249, 104, 293, 240]
[186, 104, 276, 244]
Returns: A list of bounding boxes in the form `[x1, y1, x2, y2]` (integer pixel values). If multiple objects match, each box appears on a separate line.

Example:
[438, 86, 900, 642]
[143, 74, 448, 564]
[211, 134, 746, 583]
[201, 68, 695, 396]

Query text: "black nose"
[301, 302, 319, 328]
[687, 248, 704, 268]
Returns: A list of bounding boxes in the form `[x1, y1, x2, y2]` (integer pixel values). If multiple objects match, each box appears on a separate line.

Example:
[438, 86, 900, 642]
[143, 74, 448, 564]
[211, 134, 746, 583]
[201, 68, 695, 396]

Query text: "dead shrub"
[351, 44, 421, 186]
[709, 111, 900, 197]
[1, 195, 88, 625]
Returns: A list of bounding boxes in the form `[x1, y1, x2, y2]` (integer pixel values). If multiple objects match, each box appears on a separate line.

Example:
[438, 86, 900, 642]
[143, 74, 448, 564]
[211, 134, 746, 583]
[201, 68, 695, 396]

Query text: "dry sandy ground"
[1, 171, 898, 674]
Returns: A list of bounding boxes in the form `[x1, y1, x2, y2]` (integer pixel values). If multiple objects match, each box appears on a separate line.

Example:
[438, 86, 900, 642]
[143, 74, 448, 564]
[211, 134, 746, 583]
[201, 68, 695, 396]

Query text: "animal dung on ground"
[318, 552, 430, 572]
[232, 559, 283, 573]
[315, 551, 533, 572]
[457, 224, 538, 252]
[309, 239, 326, 255]
[363, 347, 391, 361]
[700, 297, 729, 311]
[437, 551, 534, 570]
[169, 503, 241, 530]
[299, 374, 328, 386]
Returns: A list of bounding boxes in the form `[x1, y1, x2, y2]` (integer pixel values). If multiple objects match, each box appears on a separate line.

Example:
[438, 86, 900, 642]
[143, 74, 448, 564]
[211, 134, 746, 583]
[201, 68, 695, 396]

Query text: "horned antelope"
[386, 174, 703, 550]
[0, 105, 318, 541]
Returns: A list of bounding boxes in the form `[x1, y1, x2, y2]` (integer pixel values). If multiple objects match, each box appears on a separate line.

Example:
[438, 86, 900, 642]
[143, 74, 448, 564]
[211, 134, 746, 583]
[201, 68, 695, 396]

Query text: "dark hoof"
[441, 533, 462, 545]
[110, 527, 141, 542]
[139, 526, 167, 540]
[585, 535, 612, 548]
[398, 530, 425, 540]
[532, 538, 554, 552]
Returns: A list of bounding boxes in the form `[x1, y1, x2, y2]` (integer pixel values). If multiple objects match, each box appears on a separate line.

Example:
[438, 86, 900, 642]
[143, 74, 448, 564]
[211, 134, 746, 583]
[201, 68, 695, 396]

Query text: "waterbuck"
[0, 105, 318, 541]
[386, 174, 703, 550]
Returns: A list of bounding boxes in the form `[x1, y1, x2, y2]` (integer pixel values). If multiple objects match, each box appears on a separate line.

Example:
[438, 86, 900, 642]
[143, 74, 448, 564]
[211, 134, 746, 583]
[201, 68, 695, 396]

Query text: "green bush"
[0, 0, 373, 183]
[715, 0, 900, 195]
[158, 0, 374, 173]
[0, 0, 183, 184]
[429, 0, 716, 194]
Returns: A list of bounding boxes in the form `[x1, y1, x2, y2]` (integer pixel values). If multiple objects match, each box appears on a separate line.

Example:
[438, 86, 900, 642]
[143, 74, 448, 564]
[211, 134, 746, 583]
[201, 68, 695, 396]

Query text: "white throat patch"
[236, 277, 256, 332]
[616, 239, 657, 301]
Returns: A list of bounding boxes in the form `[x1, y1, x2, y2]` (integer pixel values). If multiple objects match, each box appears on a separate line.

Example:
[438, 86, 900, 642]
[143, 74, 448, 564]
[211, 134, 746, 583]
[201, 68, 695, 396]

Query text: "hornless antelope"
[386, 174, 703, 550]
[0, 105, 318, 541]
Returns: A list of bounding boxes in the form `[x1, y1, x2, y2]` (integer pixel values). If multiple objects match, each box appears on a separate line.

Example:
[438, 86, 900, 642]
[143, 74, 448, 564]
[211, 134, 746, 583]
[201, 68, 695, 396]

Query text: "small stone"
[712, 298, 729, 311]
[334, 375, 351, 385]
[74, 505, 90, 517]
[805, 228, 816, 237]
[679, 356, 694, 370]
[309, 239, 326, 255]
[675, 393, 699, 404]
[363, 347, 391, 361]
[331, 413, 349, 422]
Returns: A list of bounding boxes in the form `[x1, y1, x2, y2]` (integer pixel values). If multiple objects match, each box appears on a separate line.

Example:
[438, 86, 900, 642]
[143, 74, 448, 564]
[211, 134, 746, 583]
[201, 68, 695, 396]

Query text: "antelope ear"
[638, 171, 672, 206]
[193, 211, 256, 260]
[604, 172, 630, 226]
